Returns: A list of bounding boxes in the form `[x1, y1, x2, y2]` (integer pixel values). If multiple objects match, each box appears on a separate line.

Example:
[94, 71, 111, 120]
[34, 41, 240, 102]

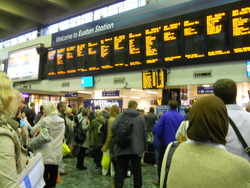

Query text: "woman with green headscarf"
[160, 96, 250, 188]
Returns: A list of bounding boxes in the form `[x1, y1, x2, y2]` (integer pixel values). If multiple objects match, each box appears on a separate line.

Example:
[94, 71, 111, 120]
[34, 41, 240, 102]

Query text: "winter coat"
[0, 114, 28, 188]
[33, 114, 65, 165]
[111, 109, 147, 158]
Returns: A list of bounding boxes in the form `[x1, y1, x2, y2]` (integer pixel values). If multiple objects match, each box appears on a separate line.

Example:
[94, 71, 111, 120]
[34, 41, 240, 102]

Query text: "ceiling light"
[202, 85, 211, 88]
[77, 91, 92, 94]
[146, 91, 158, 95]
[130, 96, 141, 99]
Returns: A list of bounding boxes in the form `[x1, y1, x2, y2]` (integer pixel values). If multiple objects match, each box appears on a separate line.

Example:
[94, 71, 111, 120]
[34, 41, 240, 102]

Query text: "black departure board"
[142, 70, 166, 89]
[47, 2, 250, 78]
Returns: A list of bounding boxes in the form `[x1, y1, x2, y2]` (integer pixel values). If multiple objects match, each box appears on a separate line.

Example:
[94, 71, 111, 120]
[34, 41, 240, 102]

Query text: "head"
[40, 105, 44, 114]
[0, 73, 22, 116]
[65, 107, 73, 117]
[81, 108, 88, 116]
[57, 102, 67, 114]
[43, 102, 58, 116]
[213, 79, 237, 104]
[246, 102, 250, 113]
[110, 105, 119, 117]
[168, 100, 178, 110]
[187, 96, 228, 145]
[88, 111, 96, 121]
[30, 102, 35, 109]
[149, 107, 155, 113]
[128, 100, 138, 110]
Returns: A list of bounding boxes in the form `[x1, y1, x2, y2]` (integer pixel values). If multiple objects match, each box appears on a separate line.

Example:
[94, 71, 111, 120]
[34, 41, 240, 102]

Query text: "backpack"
[74, 116, 87, 144]
[114, 114, 134, 149]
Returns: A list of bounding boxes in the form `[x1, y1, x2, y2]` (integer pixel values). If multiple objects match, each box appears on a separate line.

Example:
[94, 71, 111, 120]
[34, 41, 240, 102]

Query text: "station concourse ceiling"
[0, 0, 123, 40]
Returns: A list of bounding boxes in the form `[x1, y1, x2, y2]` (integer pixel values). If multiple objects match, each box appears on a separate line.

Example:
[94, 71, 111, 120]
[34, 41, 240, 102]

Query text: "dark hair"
[168, 100, 178, 110]
[128, 100, 138, 109]
[149, 107, 155, 113]
[40, 105, 44, 113]
[89, 111, 96, 121]
[57, 102, 66, 110]
[213, 79, 237, 104]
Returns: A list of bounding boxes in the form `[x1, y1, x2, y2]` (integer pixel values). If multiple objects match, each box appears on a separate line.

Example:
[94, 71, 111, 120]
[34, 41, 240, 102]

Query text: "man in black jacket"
[111, 101, 147, 188]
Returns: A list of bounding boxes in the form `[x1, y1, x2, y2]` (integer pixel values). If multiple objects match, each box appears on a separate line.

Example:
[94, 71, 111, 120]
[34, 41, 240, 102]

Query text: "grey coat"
[111, 109, 147, 158]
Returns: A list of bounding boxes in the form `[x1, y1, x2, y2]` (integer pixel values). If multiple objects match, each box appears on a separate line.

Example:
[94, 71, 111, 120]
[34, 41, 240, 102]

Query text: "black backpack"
[114, 114, 134, 149]
[74, 116, 87, 144]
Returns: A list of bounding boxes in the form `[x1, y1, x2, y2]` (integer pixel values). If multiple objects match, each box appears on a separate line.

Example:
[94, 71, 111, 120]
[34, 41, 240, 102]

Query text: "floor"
[57, 157, 159, 188]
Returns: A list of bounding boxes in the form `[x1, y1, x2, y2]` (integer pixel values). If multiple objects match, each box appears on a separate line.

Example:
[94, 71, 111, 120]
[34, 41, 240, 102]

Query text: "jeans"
[114, 154, 142, 188]
[76, 146, 86, 168]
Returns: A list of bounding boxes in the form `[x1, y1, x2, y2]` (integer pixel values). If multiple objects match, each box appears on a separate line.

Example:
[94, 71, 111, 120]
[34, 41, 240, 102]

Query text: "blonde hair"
[43, 102, 58, 116]
[0, 73, 22, 116]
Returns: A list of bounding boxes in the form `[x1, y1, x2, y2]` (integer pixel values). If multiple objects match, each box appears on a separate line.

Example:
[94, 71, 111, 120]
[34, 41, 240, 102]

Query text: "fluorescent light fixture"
[77, 91, 92, 94]
[130, 96, 141, 99]
[130, 89, 143, 92]
[202, 85, 211, 88]
[146, 91, 158, 95]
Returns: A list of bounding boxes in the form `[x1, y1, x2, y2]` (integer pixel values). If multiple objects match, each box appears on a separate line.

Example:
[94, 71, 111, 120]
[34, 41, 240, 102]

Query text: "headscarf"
[187, 96, 228, 145]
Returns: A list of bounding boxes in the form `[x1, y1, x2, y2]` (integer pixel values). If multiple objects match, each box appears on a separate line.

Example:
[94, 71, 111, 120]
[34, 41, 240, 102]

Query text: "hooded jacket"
[0, 114, 28, 188]
[111, 109, 147, 158]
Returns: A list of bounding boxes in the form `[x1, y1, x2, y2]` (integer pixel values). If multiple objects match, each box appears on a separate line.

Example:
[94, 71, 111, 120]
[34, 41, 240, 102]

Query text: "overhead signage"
[81, 76, 94, 87]
[142, 70, 166, 89]
[64, 93, 78, 97]
[51, 0, 238, 46]
[197, 86, 214, 94]
[102, 90, 120, 97]
[247, 60, 250, 77]
[47, 1, 250, 79]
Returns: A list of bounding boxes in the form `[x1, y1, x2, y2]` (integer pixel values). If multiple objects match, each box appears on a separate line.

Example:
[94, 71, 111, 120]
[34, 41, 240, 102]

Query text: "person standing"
[214, 79, 250, 161]
[154, 100, 184, 184]
[33, 102, 65, 188]
[160, 96, 250, 188]
[0, 73, 29, 188]
[111, 101, 146, 188]
[145, 107, 158, 138]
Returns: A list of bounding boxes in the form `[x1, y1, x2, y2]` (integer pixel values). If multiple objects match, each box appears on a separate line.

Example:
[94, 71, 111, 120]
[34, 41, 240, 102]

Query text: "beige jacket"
[0, 115, 28, 188]
[34, 114, 65, 165]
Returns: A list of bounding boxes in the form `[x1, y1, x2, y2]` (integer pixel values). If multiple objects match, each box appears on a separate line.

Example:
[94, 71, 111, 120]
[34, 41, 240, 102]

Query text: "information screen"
[142, 70, 166, 89]
[8, 47, 41, 82]
[47, 2, 250, 78]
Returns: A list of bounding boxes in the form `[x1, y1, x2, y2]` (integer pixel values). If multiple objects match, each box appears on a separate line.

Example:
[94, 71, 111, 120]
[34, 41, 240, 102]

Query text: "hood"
[123, 109, 140, 117]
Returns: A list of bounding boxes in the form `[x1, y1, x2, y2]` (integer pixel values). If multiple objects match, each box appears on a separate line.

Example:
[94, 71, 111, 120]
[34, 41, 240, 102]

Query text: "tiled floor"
[57, 157, 159, 188]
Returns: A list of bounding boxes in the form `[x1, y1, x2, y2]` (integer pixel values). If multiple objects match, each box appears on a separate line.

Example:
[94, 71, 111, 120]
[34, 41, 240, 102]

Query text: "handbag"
[228, 117, 250, 157]
[162, 142, 180, 188]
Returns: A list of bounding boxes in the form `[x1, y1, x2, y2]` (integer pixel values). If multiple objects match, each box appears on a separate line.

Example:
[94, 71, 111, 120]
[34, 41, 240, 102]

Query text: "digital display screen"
[142, 70, 166, 89]
[7, 47, 40, 82]
[81, 76, 94, 87]
[47, 2, 250, 79]
[247, 60, 250, 77]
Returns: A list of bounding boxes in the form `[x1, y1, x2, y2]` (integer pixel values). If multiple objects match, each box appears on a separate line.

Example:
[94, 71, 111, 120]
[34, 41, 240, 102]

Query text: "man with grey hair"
[213, 79, 250, 161]
[111, 100, 146, 188]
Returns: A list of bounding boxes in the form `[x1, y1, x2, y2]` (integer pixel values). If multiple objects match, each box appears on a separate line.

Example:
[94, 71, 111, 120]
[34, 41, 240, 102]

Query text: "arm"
[0, 135, 19, 188]
[102, 118, 114, 152]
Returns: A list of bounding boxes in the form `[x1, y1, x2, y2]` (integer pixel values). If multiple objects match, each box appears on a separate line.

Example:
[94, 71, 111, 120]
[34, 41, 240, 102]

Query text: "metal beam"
[46, 0, 71, 9]
[0, 0, 43, 23]
[0, 14, 16, 31]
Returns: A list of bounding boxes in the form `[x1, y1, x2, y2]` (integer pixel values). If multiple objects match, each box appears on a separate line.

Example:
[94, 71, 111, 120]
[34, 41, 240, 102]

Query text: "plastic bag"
[101, 151, 111, 170]
[62, 143, 71, 156]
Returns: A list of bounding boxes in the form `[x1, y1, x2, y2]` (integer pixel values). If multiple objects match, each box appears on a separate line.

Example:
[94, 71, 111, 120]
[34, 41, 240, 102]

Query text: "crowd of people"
[1, 71, 250, 188]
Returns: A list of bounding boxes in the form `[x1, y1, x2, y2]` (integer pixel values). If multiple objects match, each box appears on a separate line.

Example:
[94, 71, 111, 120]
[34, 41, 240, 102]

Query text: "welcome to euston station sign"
[54, 22, 115, 46]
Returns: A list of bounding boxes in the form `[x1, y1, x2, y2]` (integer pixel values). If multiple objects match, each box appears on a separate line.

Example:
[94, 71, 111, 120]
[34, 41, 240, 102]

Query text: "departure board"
[47, 1, 250, 79]
[142, 70, 166, 89]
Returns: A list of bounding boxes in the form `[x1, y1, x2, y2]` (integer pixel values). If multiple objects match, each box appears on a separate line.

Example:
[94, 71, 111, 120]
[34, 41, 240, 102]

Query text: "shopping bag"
[101, 151, 111, 170]
[62, 143, 71, 156]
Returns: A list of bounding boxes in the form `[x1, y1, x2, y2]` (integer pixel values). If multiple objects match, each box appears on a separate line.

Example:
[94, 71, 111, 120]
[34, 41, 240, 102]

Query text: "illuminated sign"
[81, 76, 94, 87]
[247, 60, 250, 77]
[47, 2, 250, 79]
[142, 70, 166, 89]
